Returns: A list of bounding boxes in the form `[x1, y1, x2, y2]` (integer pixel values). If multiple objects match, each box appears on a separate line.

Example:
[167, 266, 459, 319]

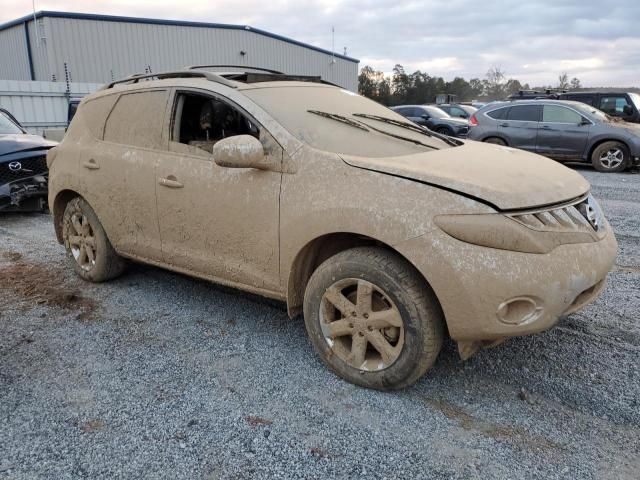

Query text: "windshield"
[0, 111, 24, 134]
[424, 106, 450, 119]
[629, 93, 640, 111]
[243, 86, 453, 157]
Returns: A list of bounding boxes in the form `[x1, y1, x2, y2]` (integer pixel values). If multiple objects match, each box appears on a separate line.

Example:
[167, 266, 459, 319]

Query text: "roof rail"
[185, 64, 284, 74]
[100, 70, 237, 90]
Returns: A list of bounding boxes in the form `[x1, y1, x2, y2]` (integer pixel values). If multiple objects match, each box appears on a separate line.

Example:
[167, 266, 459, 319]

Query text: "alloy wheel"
[599, 148, 624, 169]
[319, 278, 405, 371]
[66, 212, 97, 271]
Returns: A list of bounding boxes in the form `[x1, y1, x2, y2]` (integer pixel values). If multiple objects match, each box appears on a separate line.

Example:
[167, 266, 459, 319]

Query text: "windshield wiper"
[353, 113, 460, 147]
[308, 110, 440, 150]
[307, 110, 370, 131]
[354, 120, 440, 150]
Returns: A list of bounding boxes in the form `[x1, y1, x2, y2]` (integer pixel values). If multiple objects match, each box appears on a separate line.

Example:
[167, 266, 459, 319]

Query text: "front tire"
[591, 141, 629, 172]
[62, 197, 125, 282]
[435, 127, 452, 136]
[303, 247, 443, 390]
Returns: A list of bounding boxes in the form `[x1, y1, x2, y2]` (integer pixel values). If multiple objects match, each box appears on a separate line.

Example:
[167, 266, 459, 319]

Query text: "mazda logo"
[8, 161, 22, 171]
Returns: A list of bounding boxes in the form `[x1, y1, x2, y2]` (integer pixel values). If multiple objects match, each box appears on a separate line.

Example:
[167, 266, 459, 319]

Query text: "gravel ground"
[1, 167, 638, 480]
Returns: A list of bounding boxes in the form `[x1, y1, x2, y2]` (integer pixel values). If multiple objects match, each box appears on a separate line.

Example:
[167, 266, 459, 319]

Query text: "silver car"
[468, 99, 640, 172]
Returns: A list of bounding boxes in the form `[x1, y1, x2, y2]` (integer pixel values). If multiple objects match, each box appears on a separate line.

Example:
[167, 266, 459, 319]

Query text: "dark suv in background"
[557, 92, 640, 123]
[468, 99, 640, 172]
[391, 105, 470, 137]
[509, 90, 640, 123]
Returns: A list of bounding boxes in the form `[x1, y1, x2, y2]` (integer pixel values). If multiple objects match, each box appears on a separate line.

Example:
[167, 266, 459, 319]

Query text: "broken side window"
[171, 92, 259, 154]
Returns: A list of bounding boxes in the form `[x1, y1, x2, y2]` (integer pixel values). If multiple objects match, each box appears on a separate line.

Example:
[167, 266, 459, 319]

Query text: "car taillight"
[469, 114, 479, 127]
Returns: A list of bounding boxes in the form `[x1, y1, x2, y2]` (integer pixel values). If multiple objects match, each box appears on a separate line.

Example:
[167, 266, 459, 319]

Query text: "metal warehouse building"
[0, 11, 359, 90]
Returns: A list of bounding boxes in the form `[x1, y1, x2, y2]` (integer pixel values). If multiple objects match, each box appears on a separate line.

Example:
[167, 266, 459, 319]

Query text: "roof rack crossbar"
[186, 64, 284, 75]
[101, 70, 237, 90]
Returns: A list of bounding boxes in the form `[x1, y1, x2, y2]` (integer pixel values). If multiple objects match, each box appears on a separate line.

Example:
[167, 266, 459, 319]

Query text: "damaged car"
[1, 109, 55, 212]
[48, 69, 617, 390]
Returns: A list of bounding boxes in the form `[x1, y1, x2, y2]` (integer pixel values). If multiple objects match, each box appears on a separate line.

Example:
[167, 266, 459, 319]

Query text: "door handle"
[158, 175, 184, 188]
[499, 123, 509, 127]
[540, 125, 551, 130]
[82, 159, 100, 170]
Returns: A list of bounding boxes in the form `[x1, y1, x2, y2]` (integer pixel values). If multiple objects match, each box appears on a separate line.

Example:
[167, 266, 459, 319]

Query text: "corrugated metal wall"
[0, 24, 31, 81]
[0, 80, 101, 135]
[1, 15, 358, 91]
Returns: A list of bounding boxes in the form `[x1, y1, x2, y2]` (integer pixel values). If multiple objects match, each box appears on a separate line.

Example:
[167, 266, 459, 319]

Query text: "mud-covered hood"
[0, 134, 56, 157]
[341, 141, 590, 210]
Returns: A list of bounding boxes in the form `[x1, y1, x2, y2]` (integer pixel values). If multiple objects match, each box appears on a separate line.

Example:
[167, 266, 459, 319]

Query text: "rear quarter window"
[69, 94, 119, 139]
[103, 90, 169, 149]
[486, 107, 508, 119]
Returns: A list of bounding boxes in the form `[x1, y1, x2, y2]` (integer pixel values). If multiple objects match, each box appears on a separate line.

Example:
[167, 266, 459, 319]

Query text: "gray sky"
[3, 0, 639, 86]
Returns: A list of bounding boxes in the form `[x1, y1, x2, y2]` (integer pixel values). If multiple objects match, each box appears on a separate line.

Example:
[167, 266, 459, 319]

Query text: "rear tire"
[484, 137, 507, 146]
[62, 197, 125, 282]
[591, 141, 629, 172]
[303, 247, 443, 390]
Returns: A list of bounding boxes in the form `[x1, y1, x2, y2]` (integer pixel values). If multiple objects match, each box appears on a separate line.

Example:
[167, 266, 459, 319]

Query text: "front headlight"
[576, 194, 604, 232]
[434, 210, 598, 254]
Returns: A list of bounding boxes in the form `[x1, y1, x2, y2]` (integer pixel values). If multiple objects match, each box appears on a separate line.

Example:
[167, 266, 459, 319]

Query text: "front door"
[498, 104, 540, 152]
[536, 104, 590, 160]
[155, 89, 282, 293]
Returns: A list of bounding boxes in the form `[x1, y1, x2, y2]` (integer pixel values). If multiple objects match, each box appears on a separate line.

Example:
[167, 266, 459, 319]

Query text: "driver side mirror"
[623, 105, 633, 116]
[213, 134, 272, 170]
[580, 118, 591, 126]
[421, 114, 430, 120]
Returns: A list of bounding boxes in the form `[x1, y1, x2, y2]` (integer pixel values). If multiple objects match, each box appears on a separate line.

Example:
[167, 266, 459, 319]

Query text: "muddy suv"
[47, 69, 617, 390]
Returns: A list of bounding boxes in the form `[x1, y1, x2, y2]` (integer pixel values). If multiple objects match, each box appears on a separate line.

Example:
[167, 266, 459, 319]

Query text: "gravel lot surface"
[1, 167, 638, 479]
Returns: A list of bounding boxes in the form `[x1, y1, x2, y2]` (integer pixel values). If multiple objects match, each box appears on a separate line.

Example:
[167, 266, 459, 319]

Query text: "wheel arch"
[52, 189, 82, 243]
[586, 138, 630, 162]
[482, 135, 510, 146]
[285, 232, 444, 324]
[435, 124, 454, 134]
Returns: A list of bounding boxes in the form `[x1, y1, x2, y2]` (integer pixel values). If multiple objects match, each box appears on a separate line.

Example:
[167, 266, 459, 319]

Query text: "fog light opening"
[497, 297, 542, 325]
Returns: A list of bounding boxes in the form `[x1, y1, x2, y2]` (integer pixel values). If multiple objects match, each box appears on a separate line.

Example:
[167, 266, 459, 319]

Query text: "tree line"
[358, 65, 582, 106]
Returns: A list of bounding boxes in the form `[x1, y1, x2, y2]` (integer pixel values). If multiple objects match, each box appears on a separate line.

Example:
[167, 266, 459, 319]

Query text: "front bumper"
[395, 224, 617, 342]
[0, 176, 48, 212]
[0, 152, 49, 212]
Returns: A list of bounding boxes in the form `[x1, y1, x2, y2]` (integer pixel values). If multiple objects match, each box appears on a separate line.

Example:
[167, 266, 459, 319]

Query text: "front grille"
[509, 197, 597, 233]
[0, 155, 48, 185]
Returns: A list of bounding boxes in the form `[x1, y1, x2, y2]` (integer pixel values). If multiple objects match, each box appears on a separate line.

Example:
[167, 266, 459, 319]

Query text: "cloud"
[3, 0, 639, 86]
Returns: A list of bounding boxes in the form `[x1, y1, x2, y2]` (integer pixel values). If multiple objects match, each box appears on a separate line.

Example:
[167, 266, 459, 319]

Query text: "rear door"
[498, 104, 541, 151]
[536, 104, 590, 160]
[84, 89, 169, 260]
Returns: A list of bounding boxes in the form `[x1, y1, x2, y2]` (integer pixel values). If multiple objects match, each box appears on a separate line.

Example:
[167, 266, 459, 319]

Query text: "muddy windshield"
[243, 86, 454, 157]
